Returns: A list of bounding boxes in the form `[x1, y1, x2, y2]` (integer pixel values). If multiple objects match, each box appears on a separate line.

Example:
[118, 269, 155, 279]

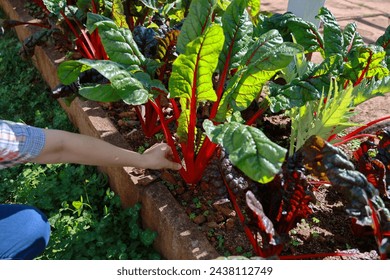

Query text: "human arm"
[32, 129, 182, 170]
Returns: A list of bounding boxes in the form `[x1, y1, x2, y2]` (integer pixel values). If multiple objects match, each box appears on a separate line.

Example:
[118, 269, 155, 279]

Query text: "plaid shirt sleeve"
[0, 120, 46, 169]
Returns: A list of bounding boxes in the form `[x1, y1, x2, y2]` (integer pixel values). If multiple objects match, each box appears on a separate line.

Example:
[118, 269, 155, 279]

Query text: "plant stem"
[332, 133, 376, 146]
[329, 115, 390, 144]
[246, 99, 270, 126]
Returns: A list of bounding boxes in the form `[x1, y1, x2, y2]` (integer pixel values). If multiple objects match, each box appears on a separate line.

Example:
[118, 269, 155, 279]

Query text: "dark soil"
[100, 101, 390, 260]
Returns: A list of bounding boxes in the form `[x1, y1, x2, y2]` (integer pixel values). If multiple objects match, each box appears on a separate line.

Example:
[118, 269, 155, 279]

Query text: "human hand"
[141, 143, 182, 170]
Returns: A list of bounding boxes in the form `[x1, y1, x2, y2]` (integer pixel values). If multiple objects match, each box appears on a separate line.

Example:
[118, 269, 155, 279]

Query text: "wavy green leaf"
[58, 59, 149, 105]
[216, 30, 302, 120]
[86, 13, 145, 67]
[269, 54, 343, 113]
[269, 79, 321, 113]
[283, 13, 324, 54]
[344, 46, 389, 84]
[133, 71, 168, 98]
[170, 24, 223, 100]
[376, 26, 390, 68]
[317, 7, 343, 57]
[139, 0, 158, 10]
[111, 0, 128, 28]
[204, 120, 286, 183]
[247, 0, 261, 20]
[176, 0, 217, 54]
[42, 0, 66, 14]
[218, 0, 254, 72]
[343, 22, 365, 57]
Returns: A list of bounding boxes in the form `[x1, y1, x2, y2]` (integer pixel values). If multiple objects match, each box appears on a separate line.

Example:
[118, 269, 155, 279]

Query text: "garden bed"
[103, 101, 388, 260]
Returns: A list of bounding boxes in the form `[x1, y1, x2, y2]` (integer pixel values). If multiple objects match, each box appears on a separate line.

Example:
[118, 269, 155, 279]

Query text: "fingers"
[170, 161, 182, 171]
[145, 143, 182, 170]
[163, 145, 182, 170]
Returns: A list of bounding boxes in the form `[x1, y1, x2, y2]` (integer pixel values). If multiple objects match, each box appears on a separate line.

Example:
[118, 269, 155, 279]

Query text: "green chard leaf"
[43, 0, 66, 15]
[269, 54, 343, 113]
[169, 24, 224, 141]
[283, 13, 324, 54]
[58, 59, 149, 105]
[376, 25, 390, 68]
[247, 0, 261, 21]
[139, 0, 159, 10]
[217, 30, 303, 120]
[342, 22, 365, 57]
[57, 60, 90, 85]
[344, 45, 389, 84]
[317, 7, 343, 58]
[133, 71, 168, 98]
[115, 0, 129, 27]
[269, 79, 321, 113]
[218, 0, 254, 73]
[86, 13, 145, 68]
[203, 120, 286, 184]
[176, 0, 217, 54]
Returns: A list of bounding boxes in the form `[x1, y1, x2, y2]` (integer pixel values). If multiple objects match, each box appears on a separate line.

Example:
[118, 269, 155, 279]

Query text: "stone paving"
[262, 0, 390, 43]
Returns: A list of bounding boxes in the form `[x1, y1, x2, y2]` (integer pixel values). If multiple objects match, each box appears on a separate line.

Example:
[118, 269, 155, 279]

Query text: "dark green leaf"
[317, 7, 343, 57]
[43, 0, 66, 15]
[269, 79, 321, 113]
[204, 120, 286, 183]
[216, 30, 302, 120]
[218, 0, 254, 72]
[376, 25, 390, 68]
[78, 84, 122, 102]
[86, 13, 145, 67]
[343, 22, 365, 57]
[58, 59, 149, 105]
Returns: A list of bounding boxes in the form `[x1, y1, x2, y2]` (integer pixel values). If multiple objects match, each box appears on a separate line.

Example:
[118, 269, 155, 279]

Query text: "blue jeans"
[0, 204, 50, 260]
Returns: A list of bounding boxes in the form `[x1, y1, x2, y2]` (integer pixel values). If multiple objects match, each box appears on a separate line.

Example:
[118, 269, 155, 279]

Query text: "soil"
[100, 94, 390, 260]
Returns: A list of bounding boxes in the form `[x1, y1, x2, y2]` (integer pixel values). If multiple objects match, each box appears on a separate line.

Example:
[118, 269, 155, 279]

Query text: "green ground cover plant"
[0, 15, 159, 259]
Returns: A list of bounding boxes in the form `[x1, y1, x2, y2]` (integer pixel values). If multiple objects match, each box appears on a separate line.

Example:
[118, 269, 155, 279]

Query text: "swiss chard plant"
[56, 0, 301, 184]
[255, 7, 389, 112]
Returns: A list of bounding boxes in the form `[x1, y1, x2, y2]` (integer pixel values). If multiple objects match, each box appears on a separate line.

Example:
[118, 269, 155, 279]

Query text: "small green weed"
[192, 197, 202, 209]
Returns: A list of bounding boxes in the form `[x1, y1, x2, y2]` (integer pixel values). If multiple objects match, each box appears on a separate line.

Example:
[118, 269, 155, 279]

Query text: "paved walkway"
[262, 0, 390, 43]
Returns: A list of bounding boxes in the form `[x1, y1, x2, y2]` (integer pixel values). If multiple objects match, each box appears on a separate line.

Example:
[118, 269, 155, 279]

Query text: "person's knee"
[21, 206, 51, 246]
[0, 204, 51, 259]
